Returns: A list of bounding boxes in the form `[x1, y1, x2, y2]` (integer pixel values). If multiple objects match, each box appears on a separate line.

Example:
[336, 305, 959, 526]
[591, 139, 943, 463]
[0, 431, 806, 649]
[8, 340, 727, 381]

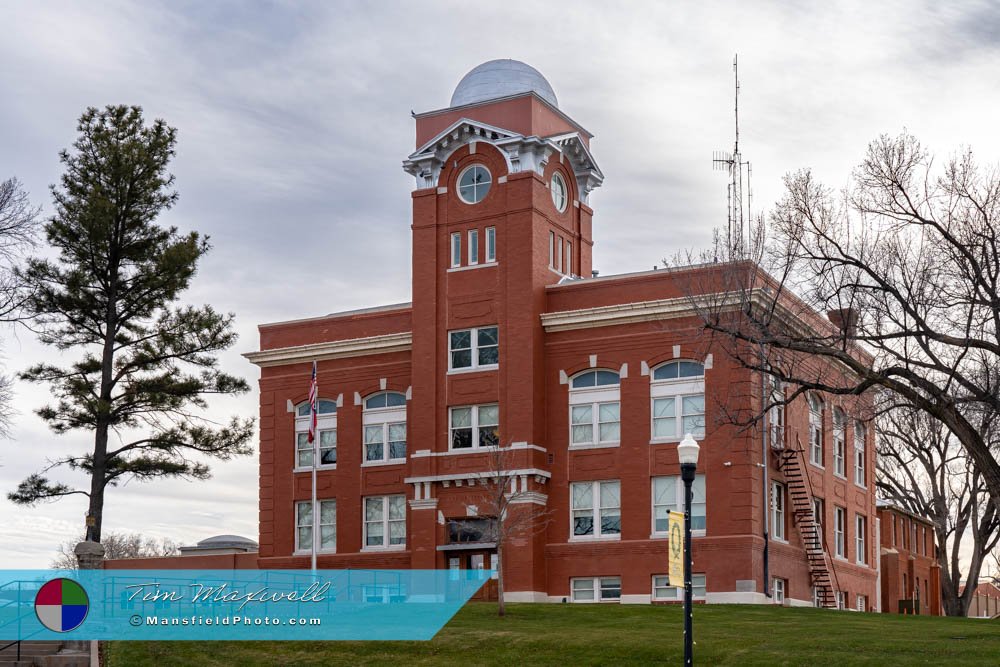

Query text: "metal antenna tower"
[713, 54, 752, 257]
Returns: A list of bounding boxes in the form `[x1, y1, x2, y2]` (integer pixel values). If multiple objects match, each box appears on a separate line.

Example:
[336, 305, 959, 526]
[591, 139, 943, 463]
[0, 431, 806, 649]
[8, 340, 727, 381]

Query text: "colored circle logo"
[34, 578, 89, 633]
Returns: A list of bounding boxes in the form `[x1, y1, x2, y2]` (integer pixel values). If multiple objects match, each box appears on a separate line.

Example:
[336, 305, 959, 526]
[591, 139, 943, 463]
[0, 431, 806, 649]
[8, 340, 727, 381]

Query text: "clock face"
[551, 172, 567, 212]
[458, 164, 492, 204]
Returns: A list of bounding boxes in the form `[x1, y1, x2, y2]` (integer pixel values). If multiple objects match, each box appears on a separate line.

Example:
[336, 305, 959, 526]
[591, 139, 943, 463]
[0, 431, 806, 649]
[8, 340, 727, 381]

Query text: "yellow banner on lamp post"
[668, 510, 685, 587]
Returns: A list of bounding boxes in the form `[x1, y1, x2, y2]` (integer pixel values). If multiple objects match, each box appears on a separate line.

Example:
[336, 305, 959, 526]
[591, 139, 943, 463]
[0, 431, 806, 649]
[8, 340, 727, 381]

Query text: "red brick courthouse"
[231, 60, 879, 608]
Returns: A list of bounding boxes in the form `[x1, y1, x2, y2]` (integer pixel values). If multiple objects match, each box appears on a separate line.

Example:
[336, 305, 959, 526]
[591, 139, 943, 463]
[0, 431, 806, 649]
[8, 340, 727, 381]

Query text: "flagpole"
[311, 361, 318, 573]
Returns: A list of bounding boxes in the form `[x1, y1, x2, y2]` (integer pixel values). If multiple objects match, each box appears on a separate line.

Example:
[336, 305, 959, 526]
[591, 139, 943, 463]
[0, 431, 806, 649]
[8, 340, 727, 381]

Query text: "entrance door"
[465, 550, 498, 601]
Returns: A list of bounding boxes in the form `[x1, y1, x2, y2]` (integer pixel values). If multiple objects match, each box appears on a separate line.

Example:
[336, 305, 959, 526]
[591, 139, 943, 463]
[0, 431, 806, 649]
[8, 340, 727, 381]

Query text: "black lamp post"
[678, 433, 701, 667]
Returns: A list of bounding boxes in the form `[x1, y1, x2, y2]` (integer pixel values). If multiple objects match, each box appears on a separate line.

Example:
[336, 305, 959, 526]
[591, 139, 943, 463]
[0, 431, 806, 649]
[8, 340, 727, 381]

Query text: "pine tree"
[8, 105, 254, 542]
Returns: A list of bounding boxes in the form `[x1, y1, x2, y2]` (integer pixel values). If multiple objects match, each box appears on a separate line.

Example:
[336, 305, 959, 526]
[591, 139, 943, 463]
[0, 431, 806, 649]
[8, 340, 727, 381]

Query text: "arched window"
[294, 399, 337, 469]
[832, 408, 846, 477]
[808, 394, 824, 467]
[363, 392, 407, 463]
[569, 370, 620, 447]
[650, 361, 705, 441]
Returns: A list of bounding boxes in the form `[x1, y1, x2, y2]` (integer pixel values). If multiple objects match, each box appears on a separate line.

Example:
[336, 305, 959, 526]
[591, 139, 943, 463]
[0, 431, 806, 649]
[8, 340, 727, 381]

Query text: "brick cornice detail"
[244, 331, 412, 367]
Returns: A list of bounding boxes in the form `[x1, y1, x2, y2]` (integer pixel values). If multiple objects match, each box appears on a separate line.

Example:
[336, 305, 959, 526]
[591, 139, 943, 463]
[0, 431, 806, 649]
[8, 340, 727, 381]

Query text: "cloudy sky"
[1, 1, 998, 568]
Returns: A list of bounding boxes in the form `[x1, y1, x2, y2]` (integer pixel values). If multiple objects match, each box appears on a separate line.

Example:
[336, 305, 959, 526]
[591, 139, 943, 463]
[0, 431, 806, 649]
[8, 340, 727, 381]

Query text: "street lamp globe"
[678, 433, 700, 467]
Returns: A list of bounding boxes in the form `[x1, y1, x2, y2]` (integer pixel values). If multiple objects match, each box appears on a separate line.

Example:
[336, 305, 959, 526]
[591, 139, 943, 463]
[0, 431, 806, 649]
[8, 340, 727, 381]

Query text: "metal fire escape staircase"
[776, 436, 841, 609]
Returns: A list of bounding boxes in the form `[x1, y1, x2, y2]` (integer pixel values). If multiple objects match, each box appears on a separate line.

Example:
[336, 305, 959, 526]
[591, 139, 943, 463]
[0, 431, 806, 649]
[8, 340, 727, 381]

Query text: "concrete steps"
[0, 641, 90, 667]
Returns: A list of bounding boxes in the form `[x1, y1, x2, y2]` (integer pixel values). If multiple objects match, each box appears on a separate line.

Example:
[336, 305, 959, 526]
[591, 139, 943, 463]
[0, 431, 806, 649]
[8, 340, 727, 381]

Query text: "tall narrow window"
[295, 399, 338, 469]
[833, 408, 846, 477]
[771, 482, 786, 540]
[768, 376, 785, 449]
[485, 227, 496, 262]
[565, 241, 572, 275]
[468, 229, 479, 265]
[569, 370, 621, 447]
[651, 361, 706, 440]
[835, 506, 846, 558]
[557, 236, 563, 273]
[571, 480, 621, 538]
[451, 232, 462, 268]
[549, 231, 555, 268]
[362, 391, 407, 463]
[808, 394, 824, 467]
[295, 499, 336, 553]
[812, 497, 825, 552]
[854, 421, 867, 486]
[855, 514, 867, 564]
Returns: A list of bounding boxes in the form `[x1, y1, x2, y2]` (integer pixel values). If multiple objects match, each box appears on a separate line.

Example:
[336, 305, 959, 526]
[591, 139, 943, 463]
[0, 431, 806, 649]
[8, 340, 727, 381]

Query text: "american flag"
[307, 361, 318, 444]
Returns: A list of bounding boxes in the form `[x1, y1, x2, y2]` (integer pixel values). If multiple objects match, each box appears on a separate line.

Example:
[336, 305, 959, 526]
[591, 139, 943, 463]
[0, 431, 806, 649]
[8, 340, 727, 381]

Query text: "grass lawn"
[105, 602, 1000, 666]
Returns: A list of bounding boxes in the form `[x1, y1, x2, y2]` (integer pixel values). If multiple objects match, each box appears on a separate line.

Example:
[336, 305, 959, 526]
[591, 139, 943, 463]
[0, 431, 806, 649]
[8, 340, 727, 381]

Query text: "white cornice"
[244, 331, 412, 368]
[541, 293, 745, 332]
[404, 468, 552, 485]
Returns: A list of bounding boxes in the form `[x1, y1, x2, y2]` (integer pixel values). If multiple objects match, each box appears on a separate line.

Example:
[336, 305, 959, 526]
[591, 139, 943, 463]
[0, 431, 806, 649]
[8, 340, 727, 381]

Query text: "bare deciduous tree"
[877, 402, 1000, 616]
[52, 531, 180, 569]
[471, 445, 550, 617]
[682, 132, 1000, 508]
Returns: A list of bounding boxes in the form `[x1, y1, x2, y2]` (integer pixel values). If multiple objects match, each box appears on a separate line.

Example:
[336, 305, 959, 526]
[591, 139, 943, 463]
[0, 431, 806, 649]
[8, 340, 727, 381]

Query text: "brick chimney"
[827, 307, 858, 337]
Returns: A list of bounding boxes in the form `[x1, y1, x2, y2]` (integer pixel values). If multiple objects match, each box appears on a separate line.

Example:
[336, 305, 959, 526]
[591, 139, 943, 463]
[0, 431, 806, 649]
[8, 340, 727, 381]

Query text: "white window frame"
[570, 480, 621, 540]
[362, 392, 407, 465]
[855, 514, 867, 564]
[570, 576, 621, 603]
[650, 361, 706, 442]
[448, 325, 499, 372]
[808, 394, 825, 467]
[294, 499, 336, 554]
[772, 577, 785, 604]
[812, 497, 825, 552]
[551, 172, 568, 212]
[652, 475, 706, 537]
[653, 574, 706, 601]
[837, 591, 847, 610]
[569, 370, 621, 449]
[457, 164, 491, 204]
[832, 408, 846, 477]
[549, 231, 555, 268]
[294, 400, 337, 471]
[363, 495, 406, 550]
[565, 240, 572, 275]
[854, 420, 867, 487]
[771, 482, 786, 541]
[485, 226, 496, 263]
[557, 235, 563, 273]
[856, 594, 867, 612]
[834, 506, 847, 559]
[450, 232, 462, 268]
[448, 404, 499, 450]
[468, 229, 479, 265]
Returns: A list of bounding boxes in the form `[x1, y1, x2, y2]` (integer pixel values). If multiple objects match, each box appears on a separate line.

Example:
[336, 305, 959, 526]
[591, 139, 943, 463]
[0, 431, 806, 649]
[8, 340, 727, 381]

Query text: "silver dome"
[450, 60, 558, 108]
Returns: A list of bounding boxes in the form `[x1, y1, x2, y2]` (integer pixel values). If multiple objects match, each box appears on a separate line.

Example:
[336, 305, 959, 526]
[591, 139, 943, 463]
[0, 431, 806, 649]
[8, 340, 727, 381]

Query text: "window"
[651, 361, 706, 440]
[772, 578, 785, 604]
[363, 392, 407, 463]
[833, 408, 846, 477]
[812, 498, 825, 552]
[364, 495, 406, 548]
[571, 480, 620, 538]
[485, 226, 496, 262]
[294, 399, 338, 469]
[771, 482, 786, 541]
[557, 235, 563, 272]
[570, 370, 621, 447]
[551, 172, 568, 212]
[447, 517, 496, 544]
[857, 594, 867, 612]
[891, 513, 896, 546]
[458, 164, 491, 204]
[468, 229, 479, 265]
[854, 420, 866, 486]
[549, 231, 555, 268]
[808, 394, 824, 467]
[834, 506, 846, 558]
[838, 591, 847, 610]
[768, 386, 785, 449]
[653, 574, 706, 601]
[565, 241, 572, 275]
[856, 514, 867, 564]
[449, 326, 499, 370]
[449, 404, 499, 449]
[571, 577, 621, 603]
[653, 475, 706, 534]
[451, 232, 462, 267]
[295, 499, 336, 553]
